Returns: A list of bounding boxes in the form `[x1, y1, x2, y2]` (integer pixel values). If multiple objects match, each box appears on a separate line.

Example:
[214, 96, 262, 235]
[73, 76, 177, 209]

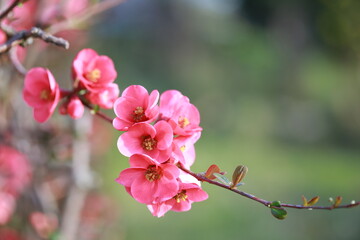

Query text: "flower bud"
[307, 196, 320, 206]
[230, 165, 248, 189]
[333, 196, 342, 208]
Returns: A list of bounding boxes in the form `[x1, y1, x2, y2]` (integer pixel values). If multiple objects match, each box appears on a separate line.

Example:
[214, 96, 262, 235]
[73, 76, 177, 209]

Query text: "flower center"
[174, 190, 188, 203]
[145, 165, 162, 182]
[132, 106, 147, 122]
[85, 69, 101, 82]
[178, 116, 190, 128]
[142, 136, 157, 151]
[40, 90, 51, 100]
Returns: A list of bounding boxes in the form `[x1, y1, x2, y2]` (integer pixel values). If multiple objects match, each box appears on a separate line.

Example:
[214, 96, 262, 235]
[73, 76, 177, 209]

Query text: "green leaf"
[270, 201, 287, 220]
[90, 105, 100, 114]
[213, 173, 231, 185]
[78, 89, 87, 95]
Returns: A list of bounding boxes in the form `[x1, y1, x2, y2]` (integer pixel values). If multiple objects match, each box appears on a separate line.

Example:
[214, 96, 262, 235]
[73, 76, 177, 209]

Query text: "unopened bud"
[333, 196, 342, 208]
[307, 196, 320, 206]
[230, 165, 248, 189]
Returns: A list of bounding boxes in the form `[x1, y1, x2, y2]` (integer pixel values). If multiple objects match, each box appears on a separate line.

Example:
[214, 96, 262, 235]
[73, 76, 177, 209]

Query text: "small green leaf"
[270, 201, 287, 220]
[78, 89, 87, 95]
[213, 173, 231, 185]
[90, 105, 100, 114]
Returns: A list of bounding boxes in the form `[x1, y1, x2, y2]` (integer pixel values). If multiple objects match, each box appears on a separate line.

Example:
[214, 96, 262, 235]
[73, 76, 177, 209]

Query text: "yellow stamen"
[178, 116, 190, 128]
[174, 190, 188, 203]
[85, 69, 101, 82]
[142, 137, 157, 151]
[145, 165, 162, 182]
[40, 90, 50, 100]
[132, 106, 146, 122]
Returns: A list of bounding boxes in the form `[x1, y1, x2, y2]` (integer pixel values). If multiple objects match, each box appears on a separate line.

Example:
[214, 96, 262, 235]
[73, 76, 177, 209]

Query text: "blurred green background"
[89, 0, 360, 239]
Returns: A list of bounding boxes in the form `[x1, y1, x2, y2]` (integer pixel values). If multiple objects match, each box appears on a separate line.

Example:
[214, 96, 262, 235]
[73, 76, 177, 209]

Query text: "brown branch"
[81, 101, 114, 124]
[0, 0, 22, 20]
[178, 165, 359, 211]
[0, 27, 69, 54]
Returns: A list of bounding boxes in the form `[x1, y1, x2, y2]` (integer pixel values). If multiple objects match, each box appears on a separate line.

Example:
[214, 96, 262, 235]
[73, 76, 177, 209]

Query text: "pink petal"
[116, 168, 144, 187]
[33, 107, 52, 123]
[112, 117, 131, 131]
[91, 56, 117, 84]
[147, 202, 173, 217]
[154, 121, 173, 150]
[171, 199, 192, 212]
[185, 187, 208, 202]
[131, 177, 157, 204]
[129, 154, 158, 168]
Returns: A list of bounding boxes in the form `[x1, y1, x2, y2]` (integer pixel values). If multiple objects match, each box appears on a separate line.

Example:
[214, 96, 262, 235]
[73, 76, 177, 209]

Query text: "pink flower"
[4, 0, 37, 30]
[23, 68, 60, 123]
[173, 132, 201, 169]
[85, 83, 119, 109]
[0, 192, 15, 225]
[0, 30, 6, 43]
[147, 181, 208, 217]
[72, 49, 117, 91]
[159, 90, 202, 137]
[0, 145, 32, 197]
[62, 96, 85, 119]
[116, 154, 180, 204]
[117, 121, 173, 163]
[30, 212, 58, 239]
[113, 85, 159, 131]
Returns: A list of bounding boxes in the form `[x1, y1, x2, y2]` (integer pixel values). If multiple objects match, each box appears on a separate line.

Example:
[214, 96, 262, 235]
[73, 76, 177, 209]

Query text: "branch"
[0, 0, 22, 20]
[81, 100, 114, 124]
[0, 27, 69, 54]
[177, 165, 359, 211]
[71, 106, 359, 213]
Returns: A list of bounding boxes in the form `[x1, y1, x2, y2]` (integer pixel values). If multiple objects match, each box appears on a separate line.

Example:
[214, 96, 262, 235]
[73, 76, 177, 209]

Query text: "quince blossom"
[159, 90, 202, 137]
[0, 145, 32, 197]
[85, 83, 120, 109]
[0, 192, 15, 225]
[59, 96, 85, 119]
[72, 48, 117, 91]
[116, 154, 180, 204]
[23, 68, 60, 123]
[113, 85, 159, 131]
[117, 121, 173, 163]
[147, 182, 208, 217]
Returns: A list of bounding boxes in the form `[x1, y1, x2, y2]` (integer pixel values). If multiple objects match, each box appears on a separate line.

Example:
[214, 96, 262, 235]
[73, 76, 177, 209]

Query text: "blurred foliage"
[87, 0, 360, 239]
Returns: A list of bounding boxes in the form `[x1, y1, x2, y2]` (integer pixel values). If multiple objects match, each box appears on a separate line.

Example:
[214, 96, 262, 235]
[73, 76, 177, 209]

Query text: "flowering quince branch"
[0, 27, 69, 54]
[76, 83, 360, 219]
[18, 45, 359, 218]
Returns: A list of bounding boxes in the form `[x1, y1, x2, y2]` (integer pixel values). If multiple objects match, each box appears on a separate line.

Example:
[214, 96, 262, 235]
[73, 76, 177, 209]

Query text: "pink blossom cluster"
[0, 145, 32, 225]
[114, 86, 208, 217]
[23, 48, 119, 122]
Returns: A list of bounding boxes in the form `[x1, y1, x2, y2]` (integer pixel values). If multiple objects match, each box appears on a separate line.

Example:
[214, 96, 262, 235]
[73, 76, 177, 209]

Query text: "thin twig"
[0, 27, 69, 54]
[81, 100, 114, 124]
[9, 47, 27, 75]
[0, 0, 22, 20]
[178, 165, 359, 211]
